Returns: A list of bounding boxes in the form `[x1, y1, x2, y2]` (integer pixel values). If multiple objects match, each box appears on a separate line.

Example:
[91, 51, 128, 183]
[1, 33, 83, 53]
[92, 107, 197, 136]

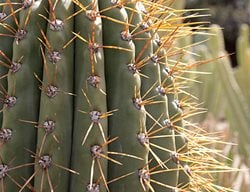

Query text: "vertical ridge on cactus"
[70, 0, 108, 191]
[0, 0, 235, 191]
[0, 0, 18, 133]
[31, 0, 75, 191]
[1, 1, 48, 191]
[99, 2, 148, 191]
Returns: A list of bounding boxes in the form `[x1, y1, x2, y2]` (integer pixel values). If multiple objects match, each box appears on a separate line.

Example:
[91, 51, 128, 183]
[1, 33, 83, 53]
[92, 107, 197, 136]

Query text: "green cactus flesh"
[0, 1, 233, 192]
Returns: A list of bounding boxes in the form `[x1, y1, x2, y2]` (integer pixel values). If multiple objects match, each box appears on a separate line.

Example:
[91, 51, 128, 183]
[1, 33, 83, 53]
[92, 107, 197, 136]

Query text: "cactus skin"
[0, 1, 234, 192]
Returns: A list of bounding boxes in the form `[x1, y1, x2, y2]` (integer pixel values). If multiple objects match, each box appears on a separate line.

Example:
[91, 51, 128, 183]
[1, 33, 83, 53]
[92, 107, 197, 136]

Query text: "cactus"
[189, 24, 250, 158]
[0, 1, 234, 192]
[208, 25, 250, 157]
[236, 24, 250, 108]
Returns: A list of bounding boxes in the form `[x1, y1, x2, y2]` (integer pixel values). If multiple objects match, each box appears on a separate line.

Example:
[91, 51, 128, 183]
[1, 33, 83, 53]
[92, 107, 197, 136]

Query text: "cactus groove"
[0, 0, 233, 192]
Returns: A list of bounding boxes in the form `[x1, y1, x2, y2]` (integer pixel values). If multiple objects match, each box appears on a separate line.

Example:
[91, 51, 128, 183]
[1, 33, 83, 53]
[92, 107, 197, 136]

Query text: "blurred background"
[172, 0, 250, 191]
[185, 0, 250, 67]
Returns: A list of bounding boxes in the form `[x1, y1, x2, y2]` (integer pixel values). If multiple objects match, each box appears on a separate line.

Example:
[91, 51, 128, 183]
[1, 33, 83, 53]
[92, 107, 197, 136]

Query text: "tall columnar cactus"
[0, 1, 233, 192]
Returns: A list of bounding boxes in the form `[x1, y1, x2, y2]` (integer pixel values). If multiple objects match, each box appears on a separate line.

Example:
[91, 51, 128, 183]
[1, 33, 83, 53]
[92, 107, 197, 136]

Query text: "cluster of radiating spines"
[0, 0, 35, 44]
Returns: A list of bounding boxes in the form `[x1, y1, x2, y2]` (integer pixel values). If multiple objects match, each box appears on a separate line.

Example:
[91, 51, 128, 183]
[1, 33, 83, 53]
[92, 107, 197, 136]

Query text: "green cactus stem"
[0, 0, 18, 126]
[0, 1, 236, 192]
[235, 24, 250, 105]
[30, 1, 75, 192]
[99, 1, 148, 191]
[208, 24, 250, 156]
[70, 0, 108, 191]
[0, 1, 48, 191]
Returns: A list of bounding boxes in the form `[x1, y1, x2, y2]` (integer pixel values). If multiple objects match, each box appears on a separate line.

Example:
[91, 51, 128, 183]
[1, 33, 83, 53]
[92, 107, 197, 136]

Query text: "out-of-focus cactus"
[235, 24, 250, 108]
[184, 24, 250, 191]
[0, 1, 234, 192]
[209, 24, 250, 157]
[189, 24, 250, 157]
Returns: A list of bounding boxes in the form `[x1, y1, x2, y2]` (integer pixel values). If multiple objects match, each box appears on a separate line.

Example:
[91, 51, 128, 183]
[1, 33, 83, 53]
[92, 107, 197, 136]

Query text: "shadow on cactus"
[0, 0, 235, 191]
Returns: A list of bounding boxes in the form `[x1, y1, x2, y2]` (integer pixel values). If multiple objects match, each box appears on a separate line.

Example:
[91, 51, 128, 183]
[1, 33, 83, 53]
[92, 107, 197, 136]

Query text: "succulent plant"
[236, 24, 250, 106]
[0, 0, 233, 192]
[189, 24, 250, 157]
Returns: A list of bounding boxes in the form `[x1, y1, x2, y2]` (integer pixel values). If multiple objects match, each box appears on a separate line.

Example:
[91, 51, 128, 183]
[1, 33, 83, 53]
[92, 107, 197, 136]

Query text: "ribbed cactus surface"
[0, 0, 232, 191]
